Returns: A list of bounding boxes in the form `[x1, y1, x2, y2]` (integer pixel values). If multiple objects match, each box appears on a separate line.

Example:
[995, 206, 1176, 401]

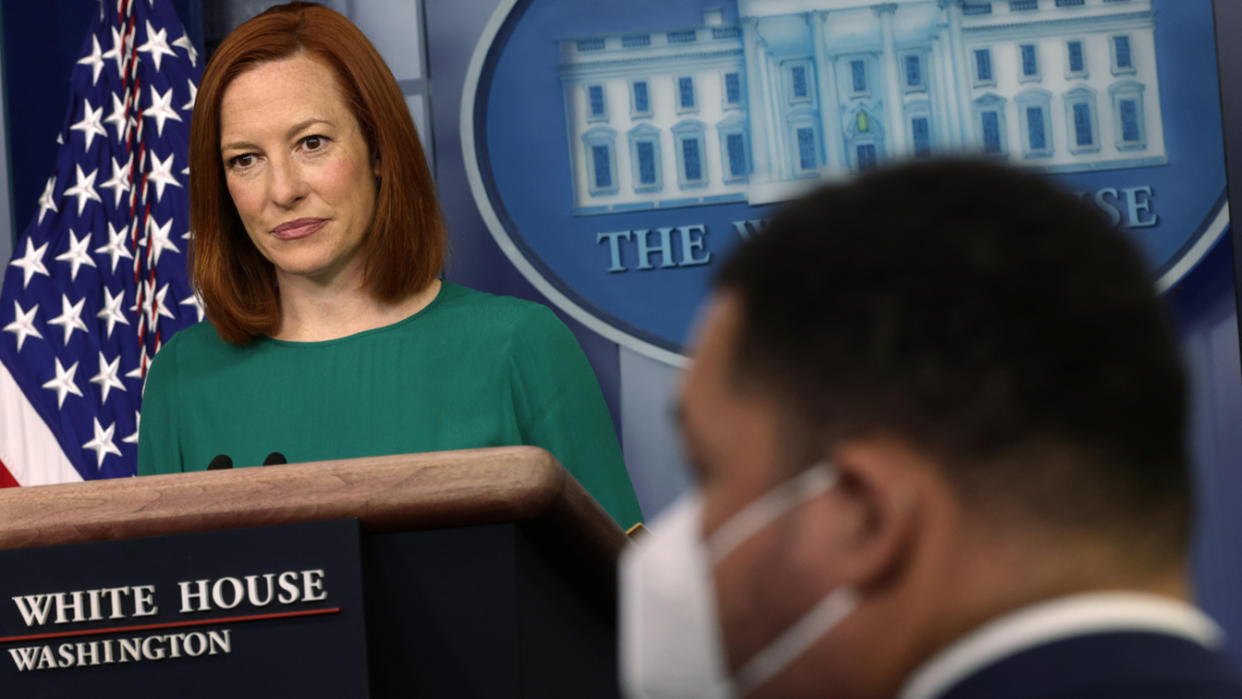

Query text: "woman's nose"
[268, 157, 308, 208]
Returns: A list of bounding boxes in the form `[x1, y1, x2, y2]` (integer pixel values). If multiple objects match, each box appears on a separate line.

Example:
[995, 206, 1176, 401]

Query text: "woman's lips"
[271, 217, 328, 240]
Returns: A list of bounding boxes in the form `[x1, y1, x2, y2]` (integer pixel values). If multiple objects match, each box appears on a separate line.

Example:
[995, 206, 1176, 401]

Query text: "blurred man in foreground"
[620, 160, 1242, 698]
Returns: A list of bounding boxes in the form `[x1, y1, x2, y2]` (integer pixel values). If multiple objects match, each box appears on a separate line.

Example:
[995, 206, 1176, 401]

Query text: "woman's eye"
[303, 135, 326, 151]
[229, 154, 255, 169]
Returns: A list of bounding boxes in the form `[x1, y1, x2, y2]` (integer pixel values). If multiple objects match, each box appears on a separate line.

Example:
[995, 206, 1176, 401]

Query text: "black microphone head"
[263, 452, 287, 466]
[207, 454, 233, 470]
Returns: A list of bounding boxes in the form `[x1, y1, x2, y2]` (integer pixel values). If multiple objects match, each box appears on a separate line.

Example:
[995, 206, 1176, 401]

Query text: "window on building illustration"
[1119, 100, 1140, 143]
[1112, 36, 1134, 74]
[587, 85, 607, 121]
[856, 143, 878, 170]
[682, 139, 702, 181]
[1009, 0, 1037, 11]
[582, 127, 618, 197]
[974, 49, 994, 85]
[851, 59, 868, 94]
[905, 55, 923, 90]
[1110, 81, 1147, 150]
[1065, 87, 1100, 154]
[911, 117, 932, 157]
[636, 141, 657, 186]
[1020, 45, 1038, 80]
[724, 72, 742, 107]
[628, 125, 663, 192]
[1055, 0, 1085, 6]
[1067, 41, 1086, 77]
[796, 127, 817, 171]
[1017, 89, 1053, 158]
[717, 117, 749, 183]
[622, 34, 650, 48]
[1073, 103, 1093, 147]
[677, 77, 696, 111]
[791, 65, 809, 100]
[632, 81, 650, 117]
[981, 112, 1002, 154]
[672, 120, 708, 188]
[726, 133, 747, 178]
[592, 145, 612, 189]
[1026, 107, 1047, 151]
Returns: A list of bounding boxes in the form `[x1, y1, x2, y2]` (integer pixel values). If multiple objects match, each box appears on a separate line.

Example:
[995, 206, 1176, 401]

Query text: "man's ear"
[804, 439, 924, 590]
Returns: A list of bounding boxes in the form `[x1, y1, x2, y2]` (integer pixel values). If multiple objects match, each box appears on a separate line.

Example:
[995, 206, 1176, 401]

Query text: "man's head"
[678, 159, 1190, 697]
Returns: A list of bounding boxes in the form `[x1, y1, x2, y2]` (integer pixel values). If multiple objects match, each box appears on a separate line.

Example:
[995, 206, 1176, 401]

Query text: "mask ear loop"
[707, 463, 838, 564]
[732, 587, 860, 697]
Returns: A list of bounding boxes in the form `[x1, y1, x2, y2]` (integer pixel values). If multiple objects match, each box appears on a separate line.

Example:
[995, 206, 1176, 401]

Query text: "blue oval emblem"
[464, 0, 1227, 364]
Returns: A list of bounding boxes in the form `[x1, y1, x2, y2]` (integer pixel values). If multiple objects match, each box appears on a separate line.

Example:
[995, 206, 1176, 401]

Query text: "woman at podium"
[136, 2, 642, 529]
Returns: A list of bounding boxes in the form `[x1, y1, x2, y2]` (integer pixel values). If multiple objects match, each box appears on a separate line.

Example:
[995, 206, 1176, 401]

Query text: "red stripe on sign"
[0, 607, 341, 644]
[0, 459, 19, 488]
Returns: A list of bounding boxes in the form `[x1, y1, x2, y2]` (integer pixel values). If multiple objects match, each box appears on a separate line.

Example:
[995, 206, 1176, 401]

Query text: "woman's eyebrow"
[220, 118, 335, 152]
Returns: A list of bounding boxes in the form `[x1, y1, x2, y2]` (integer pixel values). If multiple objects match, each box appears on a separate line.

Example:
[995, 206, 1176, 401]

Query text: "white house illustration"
[559, 0, 1164, 214]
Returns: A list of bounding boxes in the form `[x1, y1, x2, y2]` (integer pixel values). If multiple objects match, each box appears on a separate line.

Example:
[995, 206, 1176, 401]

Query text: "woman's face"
[219, 53, 378, 289]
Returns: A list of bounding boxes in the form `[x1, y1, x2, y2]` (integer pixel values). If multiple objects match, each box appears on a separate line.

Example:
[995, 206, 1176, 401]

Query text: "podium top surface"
[0, 447, 628, 573]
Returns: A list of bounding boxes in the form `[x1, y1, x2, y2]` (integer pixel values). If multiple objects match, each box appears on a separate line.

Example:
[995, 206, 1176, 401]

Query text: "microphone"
[263, 452, 287, 466]
[207, 454, 233, 470]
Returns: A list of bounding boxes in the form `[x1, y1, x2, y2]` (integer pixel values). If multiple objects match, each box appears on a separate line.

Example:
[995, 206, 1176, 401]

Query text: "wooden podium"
[0, 447, 627, 697]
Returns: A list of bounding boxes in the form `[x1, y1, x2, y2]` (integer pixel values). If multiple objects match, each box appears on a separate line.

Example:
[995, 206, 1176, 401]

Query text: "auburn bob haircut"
[189, 1, 444, 343]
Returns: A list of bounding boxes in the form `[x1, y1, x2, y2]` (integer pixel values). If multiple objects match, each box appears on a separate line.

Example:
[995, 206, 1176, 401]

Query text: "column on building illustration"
[934, 5, 964, 147]
[876, 3, 907, 158]
[811, 10, 844, 173]
[741, 17, 772, 183]
[944, 0, 975, 148]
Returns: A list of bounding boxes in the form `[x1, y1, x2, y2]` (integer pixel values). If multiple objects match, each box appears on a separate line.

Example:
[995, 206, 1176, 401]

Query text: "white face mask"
[619, 463, 859, 698]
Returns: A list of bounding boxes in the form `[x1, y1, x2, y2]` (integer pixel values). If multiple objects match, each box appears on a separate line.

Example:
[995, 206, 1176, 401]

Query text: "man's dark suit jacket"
[937, 631, 1242, 698]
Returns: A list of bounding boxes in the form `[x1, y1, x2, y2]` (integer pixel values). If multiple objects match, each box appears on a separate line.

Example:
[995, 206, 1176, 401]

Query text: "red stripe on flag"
[0, 458, 20, 488]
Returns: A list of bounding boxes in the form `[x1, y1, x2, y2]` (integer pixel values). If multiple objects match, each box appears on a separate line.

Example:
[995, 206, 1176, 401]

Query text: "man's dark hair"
[716, 159, 1189, 564]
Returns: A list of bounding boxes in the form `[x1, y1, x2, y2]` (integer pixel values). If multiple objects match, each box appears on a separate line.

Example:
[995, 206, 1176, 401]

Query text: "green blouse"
[136, 282, 643, 529]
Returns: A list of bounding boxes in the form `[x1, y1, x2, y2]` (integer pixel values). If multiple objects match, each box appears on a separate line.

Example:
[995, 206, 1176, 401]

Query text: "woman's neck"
[272, 276, 442, 342]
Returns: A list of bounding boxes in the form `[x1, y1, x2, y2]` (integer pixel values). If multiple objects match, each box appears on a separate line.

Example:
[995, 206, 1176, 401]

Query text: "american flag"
[0, 0, 201, 487]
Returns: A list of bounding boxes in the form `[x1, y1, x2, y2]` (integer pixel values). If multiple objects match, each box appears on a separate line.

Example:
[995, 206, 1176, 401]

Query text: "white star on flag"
[143, 85, 183, 137]
[95, 222, 134, 273]
[36, 177, 58, 225]
[42, 358, 83, 409]
[123, 411, 141, 446]
[144, 215, 180, 264]
[77, 35, 107, 85]
[172, 32, 197, 66]
[10, 239, 50, 288]
[82, 418, 122, 468]
[90, 352, 126, 404]
[180, 291, 205, 322]
[137, 20, 176, 71]
[100, 153, 132, 207]
[101, 25, 126, 76]
[48, 294, 88, 345]
[147, 150, 182, 202]
[105, 92, 128, 140]
[62, 165, 102, 215]
[96, 286, 130, 339]
[70, 99, 108, 151]
[3, 302, 42, 351]
[54, 230, 97, 281]
[182, 80, 197, 111]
